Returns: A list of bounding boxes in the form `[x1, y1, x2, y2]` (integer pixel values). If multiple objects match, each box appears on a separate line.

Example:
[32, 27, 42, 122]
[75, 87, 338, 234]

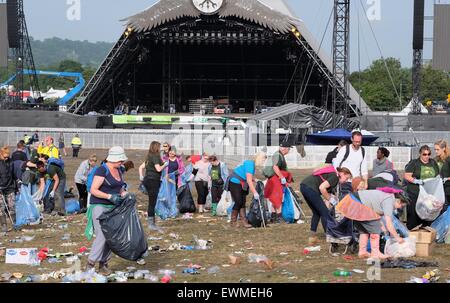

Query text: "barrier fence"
[0, 127, 414, 170]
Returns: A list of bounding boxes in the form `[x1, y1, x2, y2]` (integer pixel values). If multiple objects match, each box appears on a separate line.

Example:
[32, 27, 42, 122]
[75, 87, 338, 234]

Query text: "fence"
[0, 127, 413, 169]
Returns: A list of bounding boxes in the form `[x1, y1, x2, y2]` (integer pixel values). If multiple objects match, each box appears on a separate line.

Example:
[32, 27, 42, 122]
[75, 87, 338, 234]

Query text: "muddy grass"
[1, 148, 449, 283]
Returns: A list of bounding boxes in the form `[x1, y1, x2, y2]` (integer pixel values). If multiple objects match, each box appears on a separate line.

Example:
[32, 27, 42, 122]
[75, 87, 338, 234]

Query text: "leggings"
[76, 183, 88, 209]
[211, 185, 224, 204]
[300, 183, 330, 233]
[143, 178, 161, 217]
[229, 182, 248, 211]
[195, 181, 209, 205]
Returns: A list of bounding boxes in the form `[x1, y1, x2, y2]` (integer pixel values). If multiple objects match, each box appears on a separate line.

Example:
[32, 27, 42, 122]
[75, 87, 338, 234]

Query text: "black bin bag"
[98, 194, 148, 261]
[177, 184, 196, 214]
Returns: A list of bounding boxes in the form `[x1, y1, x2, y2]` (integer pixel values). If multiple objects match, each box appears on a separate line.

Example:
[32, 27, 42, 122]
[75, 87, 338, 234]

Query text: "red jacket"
[264, 171, 293, 209]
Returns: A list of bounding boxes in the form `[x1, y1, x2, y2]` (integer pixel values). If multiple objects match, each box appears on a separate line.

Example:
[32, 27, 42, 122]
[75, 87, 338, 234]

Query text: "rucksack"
[339, 145, 366, 176]
[47, 157, 65, 170]
[313, 166, 337, 182]
[86, 164, 102, 193]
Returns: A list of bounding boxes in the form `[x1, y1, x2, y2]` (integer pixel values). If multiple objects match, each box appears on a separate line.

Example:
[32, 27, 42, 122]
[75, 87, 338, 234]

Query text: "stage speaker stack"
[413, 0, 425, 50]
[6, 0, 20, 49]
[0, 3, 9, 67]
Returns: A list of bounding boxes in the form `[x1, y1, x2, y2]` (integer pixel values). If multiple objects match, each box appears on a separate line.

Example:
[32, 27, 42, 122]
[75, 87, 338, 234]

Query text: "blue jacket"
[208, 162, 229, 184]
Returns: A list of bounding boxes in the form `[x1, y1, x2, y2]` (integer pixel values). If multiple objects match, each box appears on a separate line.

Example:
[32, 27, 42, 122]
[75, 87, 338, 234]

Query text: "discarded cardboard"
[410, 227, 437, 244]
[5, 248, 38, 265]
[416, 243, 435, 257]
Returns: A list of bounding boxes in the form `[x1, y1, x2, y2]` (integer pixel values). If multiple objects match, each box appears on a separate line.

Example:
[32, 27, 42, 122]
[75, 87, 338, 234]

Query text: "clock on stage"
[192, 0, 224, 15]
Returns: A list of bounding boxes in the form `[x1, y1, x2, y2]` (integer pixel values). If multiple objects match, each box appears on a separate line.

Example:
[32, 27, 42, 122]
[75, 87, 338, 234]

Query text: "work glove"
[412, 179, 424, 185]
[280, 178, 287, 185]
[49, 191, 55, 199]
[108, 194, 122, 205]
[328, 195, 338, 207]
[253, 192, 260, 200]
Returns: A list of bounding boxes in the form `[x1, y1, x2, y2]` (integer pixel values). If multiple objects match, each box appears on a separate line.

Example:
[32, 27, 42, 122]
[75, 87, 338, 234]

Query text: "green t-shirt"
[301, 173, 339, 194]
[145, 154, 163, 180]
[41, 164, 66, 180]
[263, 151, 287, 178]
[210, 164, 223, 186]
[439, 158, 450, 196]
[405, 159, 439, 195]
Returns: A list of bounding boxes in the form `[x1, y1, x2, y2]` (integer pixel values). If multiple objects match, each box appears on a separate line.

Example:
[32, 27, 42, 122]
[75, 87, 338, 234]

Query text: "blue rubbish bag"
[155, 172, 178, 220]
[15, 185, 40, 228]
[431, 209, 450, 243]
[281, 187, 295, 224]
[65, 199, 80, 214]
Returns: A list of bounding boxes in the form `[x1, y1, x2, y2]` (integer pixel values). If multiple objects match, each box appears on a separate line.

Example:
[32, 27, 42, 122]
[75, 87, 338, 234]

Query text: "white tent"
[400, 100, 429, 114]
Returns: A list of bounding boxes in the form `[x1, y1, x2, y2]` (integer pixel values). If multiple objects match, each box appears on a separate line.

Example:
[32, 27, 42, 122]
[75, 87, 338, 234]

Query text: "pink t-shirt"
[194, 159, 210, 182]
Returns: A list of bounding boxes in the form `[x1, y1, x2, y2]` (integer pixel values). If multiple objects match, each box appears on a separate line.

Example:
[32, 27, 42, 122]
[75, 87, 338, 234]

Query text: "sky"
[16, 0, 447, 71]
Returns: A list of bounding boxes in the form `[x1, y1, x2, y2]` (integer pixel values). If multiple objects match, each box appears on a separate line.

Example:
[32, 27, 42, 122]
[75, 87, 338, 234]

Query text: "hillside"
[30, 37, 113, 68]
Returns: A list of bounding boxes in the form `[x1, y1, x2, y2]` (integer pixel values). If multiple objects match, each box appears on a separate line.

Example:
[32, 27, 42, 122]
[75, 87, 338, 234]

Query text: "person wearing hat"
[336, 189, 410, 259]
[263, 141, 293, 224]
[85, 146, 129, 275]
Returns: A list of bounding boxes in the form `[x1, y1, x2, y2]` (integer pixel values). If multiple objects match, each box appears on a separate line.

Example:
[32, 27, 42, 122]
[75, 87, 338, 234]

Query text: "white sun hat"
[106, 146, 128, 163]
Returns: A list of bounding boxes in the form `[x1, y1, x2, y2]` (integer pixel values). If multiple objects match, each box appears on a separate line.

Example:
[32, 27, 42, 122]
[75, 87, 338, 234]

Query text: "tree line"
[2, 57, 449, 111]
[349, 58, 450, 111]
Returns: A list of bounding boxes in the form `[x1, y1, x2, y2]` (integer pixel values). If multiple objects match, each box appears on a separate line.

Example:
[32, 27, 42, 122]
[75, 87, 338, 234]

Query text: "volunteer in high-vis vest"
[300, 167, 352, 246]
[71, 134, 82, 158]
[38, 136, 60, 159]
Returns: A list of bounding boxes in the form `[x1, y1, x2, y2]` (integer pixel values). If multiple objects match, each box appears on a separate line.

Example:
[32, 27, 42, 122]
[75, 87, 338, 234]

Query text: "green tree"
[421, 65, 450, 101]
[58, 60, 83, 73]
[350, 58, 411, 111]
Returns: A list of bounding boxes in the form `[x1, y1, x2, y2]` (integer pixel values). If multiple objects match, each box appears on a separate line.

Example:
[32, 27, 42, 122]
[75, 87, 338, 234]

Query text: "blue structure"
[1, 69, 85, 105]
[306, 129, 379, 146]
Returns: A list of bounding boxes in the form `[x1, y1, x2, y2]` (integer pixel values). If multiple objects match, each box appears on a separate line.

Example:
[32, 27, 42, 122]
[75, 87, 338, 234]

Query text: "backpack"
[339, 145, 365, 176]
[313, 166, 337, 182]
[47, 157, 65, 170]
[86, 164, 103, 193]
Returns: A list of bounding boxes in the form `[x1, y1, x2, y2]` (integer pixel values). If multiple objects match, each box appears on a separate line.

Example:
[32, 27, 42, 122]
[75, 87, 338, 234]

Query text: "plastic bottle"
[333, 271, 352, 277]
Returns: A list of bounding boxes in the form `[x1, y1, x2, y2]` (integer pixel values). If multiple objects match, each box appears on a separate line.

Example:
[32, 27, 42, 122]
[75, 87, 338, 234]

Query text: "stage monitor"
[413, 0, 425, 50]
[6, 0, 19, 49]
[433, 4, 450, 71]
[0, 3, 9, 67]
